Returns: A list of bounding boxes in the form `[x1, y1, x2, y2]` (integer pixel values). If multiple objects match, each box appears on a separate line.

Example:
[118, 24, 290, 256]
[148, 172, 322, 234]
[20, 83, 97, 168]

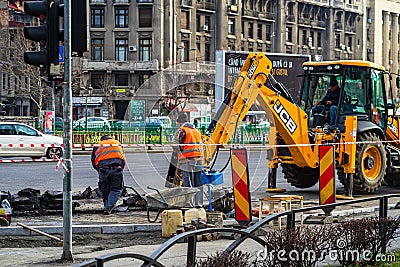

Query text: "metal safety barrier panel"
[319, 145, 336, 205]
[231, 148, 252, 225]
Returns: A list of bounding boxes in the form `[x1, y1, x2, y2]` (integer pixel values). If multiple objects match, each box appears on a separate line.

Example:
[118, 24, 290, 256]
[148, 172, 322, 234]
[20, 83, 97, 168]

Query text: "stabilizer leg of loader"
[337, 173, 355, 200]
[345, 173, 353, 197]
[267, 168, 276, 188]
[266, 168, 286, 193]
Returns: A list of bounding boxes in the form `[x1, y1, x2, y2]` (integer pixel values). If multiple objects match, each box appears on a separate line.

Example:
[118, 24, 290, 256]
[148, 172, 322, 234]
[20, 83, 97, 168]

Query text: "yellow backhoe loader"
[203, 52, 400, 193]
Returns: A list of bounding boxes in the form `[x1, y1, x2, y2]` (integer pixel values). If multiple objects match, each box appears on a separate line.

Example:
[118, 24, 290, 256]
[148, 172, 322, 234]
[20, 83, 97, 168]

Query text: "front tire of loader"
[353, 132, 386, 193]
[282, 164, 319, 188]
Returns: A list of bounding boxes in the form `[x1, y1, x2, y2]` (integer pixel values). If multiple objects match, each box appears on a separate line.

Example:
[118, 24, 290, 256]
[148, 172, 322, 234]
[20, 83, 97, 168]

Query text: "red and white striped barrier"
[0, 158, 58, 163]
[1, 139, 400, 149]
[0, 143, 62, 148]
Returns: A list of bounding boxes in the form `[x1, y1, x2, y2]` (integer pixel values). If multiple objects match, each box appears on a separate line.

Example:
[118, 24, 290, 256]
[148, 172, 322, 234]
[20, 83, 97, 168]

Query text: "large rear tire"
[282, 164, 319, 188]
[338, 132, 386, 193]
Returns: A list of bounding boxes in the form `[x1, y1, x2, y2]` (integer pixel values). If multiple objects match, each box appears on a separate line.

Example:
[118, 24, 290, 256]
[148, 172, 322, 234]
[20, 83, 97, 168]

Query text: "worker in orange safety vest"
[173, 113, 204, 208]
[91, 135, 126, 215]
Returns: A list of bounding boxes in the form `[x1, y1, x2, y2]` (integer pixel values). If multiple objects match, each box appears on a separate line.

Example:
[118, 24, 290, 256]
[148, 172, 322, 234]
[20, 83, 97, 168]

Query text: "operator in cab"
[312, 79, 340, 125]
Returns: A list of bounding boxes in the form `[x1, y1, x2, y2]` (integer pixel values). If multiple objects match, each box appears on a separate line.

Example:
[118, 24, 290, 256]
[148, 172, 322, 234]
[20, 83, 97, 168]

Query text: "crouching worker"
[173, 113, 204, 208]
[91, 135, 126, 215]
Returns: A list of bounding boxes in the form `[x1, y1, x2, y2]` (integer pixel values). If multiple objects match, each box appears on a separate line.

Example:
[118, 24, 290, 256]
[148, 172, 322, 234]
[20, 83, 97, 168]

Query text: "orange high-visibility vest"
[94, 139, 125, 167]
[178, 126, 203, 160]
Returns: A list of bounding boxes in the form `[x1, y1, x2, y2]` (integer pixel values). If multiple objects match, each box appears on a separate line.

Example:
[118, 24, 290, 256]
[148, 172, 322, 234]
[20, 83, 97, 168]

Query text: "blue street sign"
[59, 45, 64, 63]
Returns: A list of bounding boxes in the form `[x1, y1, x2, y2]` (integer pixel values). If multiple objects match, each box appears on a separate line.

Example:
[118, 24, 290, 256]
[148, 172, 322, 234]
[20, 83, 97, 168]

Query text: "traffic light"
[23, 0, 63, 81]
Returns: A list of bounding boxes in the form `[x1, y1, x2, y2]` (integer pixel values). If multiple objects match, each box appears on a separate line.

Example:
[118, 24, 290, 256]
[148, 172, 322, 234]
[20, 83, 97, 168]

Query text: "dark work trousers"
[181, 164, 203, 207]
[98, 168, 124, 212]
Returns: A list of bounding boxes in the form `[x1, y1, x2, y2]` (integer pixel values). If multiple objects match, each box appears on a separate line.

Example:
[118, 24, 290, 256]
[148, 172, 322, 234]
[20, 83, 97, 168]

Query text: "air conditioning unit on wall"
[367, 48, 374, 53]
[202, 25, 209, 31]
[129, 45, 137, 52]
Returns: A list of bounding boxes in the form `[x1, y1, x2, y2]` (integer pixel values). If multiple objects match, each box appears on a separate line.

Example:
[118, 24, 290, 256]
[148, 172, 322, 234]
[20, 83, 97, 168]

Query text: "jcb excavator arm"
[203, 52, 319, 169]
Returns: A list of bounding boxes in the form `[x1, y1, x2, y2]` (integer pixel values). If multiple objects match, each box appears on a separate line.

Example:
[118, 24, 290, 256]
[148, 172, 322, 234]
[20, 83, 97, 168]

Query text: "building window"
[196, 15, 200, 32]
[309, 31, 314, 47]
[91, 73, 104, 89]
[91, 7, 104, 28]
[335, 34, 340, 48]
[228, 18, 235, 34]
[205, 43, 210, 61]
[317, 32, 322, 47]
[347, 37, 352, 48]
[181, 11, 190, 29]
[266, 24, 271, 41]
[257, 23, 262, 40]
[302, 30, 307, 46]
[115, 7, 129, 28]
[139, 38, 152, 61]
[258, 0, 264, 12]
[91, 38, 104, 61]
[115, 73, 129, 86]
[196, 42, 200, 61]
[139, 6, 152, 27]
[181, 41, 189, 62]
[205, 16, 211, 31]
[115, 38, 128, 61]
[286, 27, 292, 42]
[248, 22, 253, 38]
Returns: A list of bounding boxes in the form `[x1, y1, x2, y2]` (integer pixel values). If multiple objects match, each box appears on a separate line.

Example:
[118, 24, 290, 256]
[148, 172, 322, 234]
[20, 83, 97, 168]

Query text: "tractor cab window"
[340, 67, 367, 115]
[300, 74, 342, 112]
[370, 69, 386, 129]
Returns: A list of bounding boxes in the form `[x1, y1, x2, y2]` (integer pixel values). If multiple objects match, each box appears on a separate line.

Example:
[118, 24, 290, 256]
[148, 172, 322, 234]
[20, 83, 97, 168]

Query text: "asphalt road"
[0, 149, 398, 202]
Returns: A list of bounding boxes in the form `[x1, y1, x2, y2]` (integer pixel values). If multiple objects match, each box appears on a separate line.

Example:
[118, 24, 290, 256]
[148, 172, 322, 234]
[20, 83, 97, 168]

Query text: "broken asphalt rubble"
[1, 186, 234, 218]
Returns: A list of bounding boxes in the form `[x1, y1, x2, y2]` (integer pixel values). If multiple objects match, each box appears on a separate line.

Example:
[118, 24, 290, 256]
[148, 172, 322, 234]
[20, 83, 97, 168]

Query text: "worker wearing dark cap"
[173, 113, 204, 207]
[312, 79, 341, 125]
[91, 135, 126, 215]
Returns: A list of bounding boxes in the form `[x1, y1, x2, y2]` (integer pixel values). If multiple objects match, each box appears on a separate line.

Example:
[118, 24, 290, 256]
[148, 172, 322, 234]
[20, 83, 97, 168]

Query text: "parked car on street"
[130, 117, 162, 128]
[150, 116, 172, 128]
[73, 117, 111, 130]
[0, 122, 63, 159]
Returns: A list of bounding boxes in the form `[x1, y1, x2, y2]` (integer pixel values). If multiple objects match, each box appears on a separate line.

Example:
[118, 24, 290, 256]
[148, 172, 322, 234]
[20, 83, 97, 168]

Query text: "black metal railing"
[73, 194, 400, 267]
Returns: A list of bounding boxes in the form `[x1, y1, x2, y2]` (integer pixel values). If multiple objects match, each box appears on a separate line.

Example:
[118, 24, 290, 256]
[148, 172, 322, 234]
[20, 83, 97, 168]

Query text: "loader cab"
[300, 61, 390, 132]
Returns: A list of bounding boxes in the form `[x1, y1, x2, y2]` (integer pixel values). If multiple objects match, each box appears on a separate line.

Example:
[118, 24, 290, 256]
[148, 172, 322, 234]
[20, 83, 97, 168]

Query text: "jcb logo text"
[273, 100, 297, 134]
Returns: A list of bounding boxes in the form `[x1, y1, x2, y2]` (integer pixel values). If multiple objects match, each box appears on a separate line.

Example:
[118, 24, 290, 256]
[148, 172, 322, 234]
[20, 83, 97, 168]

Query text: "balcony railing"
[298, 18, 312, 25]
[345, 3, 360, 12]
[345, 25, 356, 33]
[332, 0, 344, 9]
[242, 9, 258, 17]
[196, 0, 215, 10]
[83, 59, 159, 72]
[286, 15, 295, 22]
[334, 22, 343, 30]
[181, 0, 192, 7]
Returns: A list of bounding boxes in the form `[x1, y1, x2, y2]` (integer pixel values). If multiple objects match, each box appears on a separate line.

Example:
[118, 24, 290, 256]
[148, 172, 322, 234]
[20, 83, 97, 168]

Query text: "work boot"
[104, 205, 115, 215]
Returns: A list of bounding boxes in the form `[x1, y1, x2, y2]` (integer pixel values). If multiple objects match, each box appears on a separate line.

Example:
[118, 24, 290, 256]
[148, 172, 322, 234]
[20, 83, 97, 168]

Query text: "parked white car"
[73, 117, 111, 130]
[0, 122, 63, 159]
